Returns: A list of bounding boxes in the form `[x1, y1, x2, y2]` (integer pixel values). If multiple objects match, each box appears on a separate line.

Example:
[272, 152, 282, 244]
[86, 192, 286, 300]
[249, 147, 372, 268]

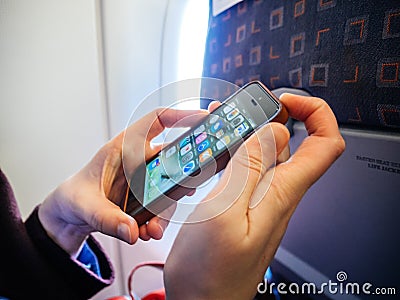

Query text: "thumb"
[87, 197, 139, 244]
[236, 122, 290, 209]
[198, 122, 289, 218]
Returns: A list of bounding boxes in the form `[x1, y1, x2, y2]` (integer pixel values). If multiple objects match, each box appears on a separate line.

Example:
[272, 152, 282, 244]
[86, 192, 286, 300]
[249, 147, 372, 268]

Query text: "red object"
[142, 288, 166, 300]
[107, 261, 165, 300]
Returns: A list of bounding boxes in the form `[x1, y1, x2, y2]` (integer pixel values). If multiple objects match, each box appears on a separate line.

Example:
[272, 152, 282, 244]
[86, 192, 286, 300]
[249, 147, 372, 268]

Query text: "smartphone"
[122, 81, 287, 225]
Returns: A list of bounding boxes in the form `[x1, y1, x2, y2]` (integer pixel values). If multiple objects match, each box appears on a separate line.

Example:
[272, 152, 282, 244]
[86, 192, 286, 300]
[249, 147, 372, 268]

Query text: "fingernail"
[279, 93, 287, 99]
[118, 223, 132, 243]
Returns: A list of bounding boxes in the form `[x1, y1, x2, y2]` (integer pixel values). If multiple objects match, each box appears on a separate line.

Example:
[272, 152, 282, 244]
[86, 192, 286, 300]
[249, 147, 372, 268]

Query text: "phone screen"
[143, 101, 251, 206]
[141, 81, 280, 207]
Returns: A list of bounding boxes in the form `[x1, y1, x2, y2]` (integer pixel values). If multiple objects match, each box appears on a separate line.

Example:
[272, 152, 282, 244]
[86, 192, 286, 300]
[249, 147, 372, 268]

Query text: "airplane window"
[177, 0, 209, 81]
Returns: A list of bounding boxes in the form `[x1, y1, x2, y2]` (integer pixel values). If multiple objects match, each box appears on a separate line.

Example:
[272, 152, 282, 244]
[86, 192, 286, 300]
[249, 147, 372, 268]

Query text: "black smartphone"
[122, 81, 286, 225]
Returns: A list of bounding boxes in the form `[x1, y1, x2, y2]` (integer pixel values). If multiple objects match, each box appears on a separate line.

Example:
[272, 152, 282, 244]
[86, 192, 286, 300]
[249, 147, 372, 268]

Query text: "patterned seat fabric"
[202, 0, 400, 130]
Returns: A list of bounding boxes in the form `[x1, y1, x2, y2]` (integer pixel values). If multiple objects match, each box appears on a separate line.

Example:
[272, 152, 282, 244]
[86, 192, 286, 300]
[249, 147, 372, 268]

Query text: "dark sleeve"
[0, 169, 114, 300]
[24, 206, 115, 299]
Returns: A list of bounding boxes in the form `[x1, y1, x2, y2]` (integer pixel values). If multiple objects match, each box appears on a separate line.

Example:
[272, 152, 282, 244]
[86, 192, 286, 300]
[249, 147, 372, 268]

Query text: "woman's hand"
[38, 107, 207, 256]
[164, 93, 345, 300]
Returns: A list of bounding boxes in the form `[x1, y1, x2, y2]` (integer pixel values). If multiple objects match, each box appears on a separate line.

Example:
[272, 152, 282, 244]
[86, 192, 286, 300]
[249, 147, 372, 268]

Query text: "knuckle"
[331, 135, 346, 158]
[313, 96, 329, 107]
[269, 179, 294, 216]
[269, 171, 305, 216]
[89, 211, 103, 232]
[246, 154, 265, 173]
[313, 97, 333, 115]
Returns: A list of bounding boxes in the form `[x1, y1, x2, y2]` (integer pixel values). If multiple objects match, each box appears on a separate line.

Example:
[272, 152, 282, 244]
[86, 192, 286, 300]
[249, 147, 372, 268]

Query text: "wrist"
[38, 191, 89, 256]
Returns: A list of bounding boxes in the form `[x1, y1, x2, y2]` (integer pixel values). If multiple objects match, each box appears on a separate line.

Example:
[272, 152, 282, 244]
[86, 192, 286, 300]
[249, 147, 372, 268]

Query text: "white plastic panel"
[0, 0, 107, 218]
[274, 123, 400, 300]
[101, 0, 170, 136]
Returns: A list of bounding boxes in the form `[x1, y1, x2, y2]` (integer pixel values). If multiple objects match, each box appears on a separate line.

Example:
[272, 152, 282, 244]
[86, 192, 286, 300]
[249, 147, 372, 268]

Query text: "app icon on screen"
[210, 119, 224, 133]
[226, 108, 240, 121]
[216, 135, 231, 150]
[231, 115, 245, 127]
[194, 125, 205, 137]
[165, 146, 176, 158]
[197, 140, 210, 153]
[195, 132, 207, 144]
[209, 114, 219, 124]
[149, 157, 160, 170]
[179, 136, 191, 148]
[181, 151, 194, 165]
[216, 129, 224, 139]
[183, 160, 195, 174]
[180, 143, 192, 156]
[223, 104, 234, 114]
[234, 122, 250, 136]
[199, 148, 213, 163]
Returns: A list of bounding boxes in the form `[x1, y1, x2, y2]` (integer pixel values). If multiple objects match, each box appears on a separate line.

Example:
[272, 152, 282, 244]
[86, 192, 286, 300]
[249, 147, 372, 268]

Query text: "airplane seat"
[201, 1, 400, 299]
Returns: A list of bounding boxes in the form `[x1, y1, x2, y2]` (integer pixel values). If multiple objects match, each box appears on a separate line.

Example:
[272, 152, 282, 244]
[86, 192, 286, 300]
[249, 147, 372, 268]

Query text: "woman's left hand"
[38, 107, 207, 256]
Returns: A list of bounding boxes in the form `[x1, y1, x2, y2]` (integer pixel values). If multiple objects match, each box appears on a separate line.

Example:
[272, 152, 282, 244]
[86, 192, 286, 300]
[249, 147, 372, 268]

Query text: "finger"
[200, 123, 290, 218]
[85, 195, 139, 245]
[139, 225, 151, 241]
[127, 108, 208, 142]
[245, 123, 291, 209]
[138, 203, 175, 240]
[186, 189, 196, 197]
[123, 108, 208, 173]
[280, 93, 340, 138]
[149, 103, 219, 152]
[248, 94, 345, 240]
[156, 108, 209, 130]
[278, 93, 345, 190]
[145, 217, 166, 240]
[231, 122, 290, 209]
[208, 101, 221, 112]
[277, 144, 290, 164]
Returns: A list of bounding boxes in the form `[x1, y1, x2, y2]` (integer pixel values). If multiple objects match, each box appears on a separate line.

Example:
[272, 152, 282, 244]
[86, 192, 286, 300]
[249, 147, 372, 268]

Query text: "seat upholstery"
[202, 0, 400, 130]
